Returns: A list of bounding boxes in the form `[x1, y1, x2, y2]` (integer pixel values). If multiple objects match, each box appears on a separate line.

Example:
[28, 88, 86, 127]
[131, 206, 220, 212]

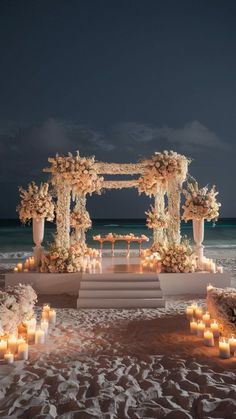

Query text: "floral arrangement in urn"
[40, 242, 87, 273]
[48, 151, 104, 196]
[17, 181, 55, 224]
[70, 207, 92, 230]
[138, 151, 189, 196]
[0, 285, 37, 336]
[145, 205, 169, 229]
[182, 178, 221, 223]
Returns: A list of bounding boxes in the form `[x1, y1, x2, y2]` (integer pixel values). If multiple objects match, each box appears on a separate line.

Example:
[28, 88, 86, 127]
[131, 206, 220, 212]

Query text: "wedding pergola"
[44, 150, 189, 250]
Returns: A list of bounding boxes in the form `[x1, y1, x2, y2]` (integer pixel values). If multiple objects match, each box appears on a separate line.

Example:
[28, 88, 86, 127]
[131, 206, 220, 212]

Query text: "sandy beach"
[0, 245, 236, 419]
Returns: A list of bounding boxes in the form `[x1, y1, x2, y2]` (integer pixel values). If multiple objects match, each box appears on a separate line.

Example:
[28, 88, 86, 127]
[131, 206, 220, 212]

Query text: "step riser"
[79, 289, 163, 298]
[77, 298, 165, 309]
[82, 274, 159, 282]
[80, 281, 161, 290]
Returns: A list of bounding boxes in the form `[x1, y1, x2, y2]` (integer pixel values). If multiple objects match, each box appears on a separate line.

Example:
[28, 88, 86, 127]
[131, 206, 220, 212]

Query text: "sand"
[0, 247, 236, 418]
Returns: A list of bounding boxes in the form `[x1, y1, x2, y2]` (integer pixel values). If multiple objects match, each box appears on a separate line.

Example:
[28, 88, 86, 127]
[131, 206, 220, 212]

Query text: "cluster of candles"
[81, 257, 102, 273]
[141, 252, 160, 272]
[13, 257, 35, 273]
[186, 302, 236, 359]
[201, 257, 223, 273]
[0, 304, 56, 364]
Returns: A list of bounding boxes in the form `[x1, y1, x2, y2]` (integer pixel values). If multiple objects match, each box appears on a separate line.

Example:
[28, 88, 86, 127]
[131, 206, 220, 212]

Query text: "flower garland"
[0, 285, 37, 336]
[182, 179, 221, 223]
[138, 151, 189, 196]
[70, 207, 92, 230]
[145, 205, 169, 229]
[17, 181, 55, 224]
[40, 242, 88, 273]
[48, 151, 104, 196]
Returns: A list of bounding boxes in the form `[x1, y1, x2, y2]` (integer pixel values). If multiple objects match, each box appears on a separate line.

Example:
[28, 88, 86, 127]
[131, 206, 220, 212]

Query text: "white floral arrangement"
[182, 179, 221, 223]
[70, 207, 92, 230]
[158, 239, 196, 273]
[145, 205, 169, 229]
[48, 151, 104, 196]
[0, 285, 37, 336]
[17, 181, 55, 224]
[138, 151, 189, 196]
[40, 242, 87, 273]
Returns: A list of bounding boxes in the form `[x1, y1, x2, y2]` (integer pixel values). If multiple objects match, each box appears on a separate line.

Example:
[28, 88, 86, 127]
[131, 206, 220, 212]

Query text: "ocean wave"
[0, 251, 32, 260]
[103, 224, 120, 227]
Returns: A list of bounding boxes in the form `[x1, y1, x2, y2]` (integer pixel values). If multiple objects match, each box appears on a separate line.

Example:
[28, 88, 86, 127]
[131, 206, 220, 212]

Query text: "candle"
[23, 268, 29, 273]
[217, 266, 223, 274]
[197, 321, 205, 338]
[202, 312, 211, 327]
[27, 328, 36, 344]
[17, 263, 23, 272]
[13, 267, 18, 273]
[48, 309, 56, 325]
[8, 335, 18, 353]
[0, 339, 7, 358]
[42, 304, 50, 320]
[186, 306, 194, 320]
[195, 307, 203, 320]
[229, 335, 236, 354]
[207, 284, 213, 291]
[190, 320, 198, 334]
[219, 337, 230, 359]
[4, 351, 14, 364]
[41, 320, 49, 336]
[210, 320, 220, 338]
[35, 329, 45, 345]
[17, 336, 25, 348]
[204, 329, 214, 347]
[18, 341, 29, 360]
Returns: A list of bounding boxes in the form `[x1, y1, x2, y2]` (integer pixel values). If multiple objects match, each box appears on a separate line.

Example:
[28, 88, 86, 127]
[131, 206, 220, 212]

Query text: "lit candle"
[190, 320, 198, 334]
[186, 306, 194, 320]
[17, 336, 25, 348]
[41, 320, 49, 336]
[4, 351, 14, 364]
[8, 335, 18, 353]
[202, 312, 211, 327]
[35, 328, 45, 345]
[42, 304, 50, 320]
[13, 267, 18, 273]
[203, 329, 214, 347]
[0, 339, 7, 358]
[195, 307, 203, 320]
[17, 263, 23, 272]
[27, 328, 36, 344]
[219, 337, 230, 359]
[48, 309, 56, 326]
[229, 335, 236, 354]
[18, 341, 29, 360]
[217, 266, 223, 274]
[207, 283, 213, 291]
[197, 321, 205, 338]
[23, 268, 29, 273]
[210, 320, 220, 338]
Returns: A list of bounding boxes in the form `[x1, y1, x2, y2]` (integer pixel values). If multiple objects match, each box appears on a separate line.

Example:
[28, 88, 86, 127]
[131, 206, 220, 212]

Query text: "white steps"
[77, 273, 165, 309]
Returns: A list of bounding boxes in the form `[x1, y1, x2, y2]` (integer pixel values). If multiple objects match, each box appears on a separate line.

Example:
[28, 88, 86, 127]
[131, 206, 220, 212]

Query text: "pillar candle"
[35, 329, 45, 345]
[229, 335, 236, 354]
[41, 320, 49, 336]
[186, 306, 194, 320]
[195, 307, 203, 320]
[203, 330, 214, 347]
[13, 267, 18, 273]
[17, 263, 23, 272]
[210, 320, 220, 338]
[8, 335, 18, 353]
[18, 342, 29, 360]
[197, 321, 205, 338]
[27, 328, 36, 344]
[202, 312, 211, 327]
[190, 320, 198, 334]
[219, 338, 230, 359]
[48, 309, 56, 325]
[0, 340, 7, 358]
[4, 352, 14, 364]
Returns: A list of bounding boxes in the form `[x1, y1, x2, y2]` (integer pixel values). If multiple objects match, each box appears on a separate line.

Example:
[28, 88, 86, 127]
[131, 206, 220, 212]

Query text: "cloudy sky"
[0, 0, 235, 218]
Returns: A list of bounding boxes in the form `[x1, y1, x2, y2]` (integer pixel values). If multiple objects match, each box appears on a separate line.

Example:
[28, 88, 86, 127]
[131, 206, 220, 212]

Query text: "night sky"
[0, 0, 235, 218]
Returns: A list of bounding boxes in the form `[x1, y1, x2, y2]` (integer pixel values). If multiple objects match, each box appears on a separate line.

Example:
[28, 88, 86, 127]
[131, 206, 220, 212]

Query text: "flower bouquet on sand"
[145, 205, 169, 229]
[182, 178, 221, 223]
[17, 181, 55, 224]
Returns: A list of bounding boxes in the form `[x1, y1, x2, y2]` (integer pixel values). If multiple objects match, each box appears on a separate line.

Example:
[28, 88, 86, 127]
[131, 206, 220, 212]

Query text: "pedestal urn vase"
[192, 219, 204, 270]
[32, 217, 45, 268]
